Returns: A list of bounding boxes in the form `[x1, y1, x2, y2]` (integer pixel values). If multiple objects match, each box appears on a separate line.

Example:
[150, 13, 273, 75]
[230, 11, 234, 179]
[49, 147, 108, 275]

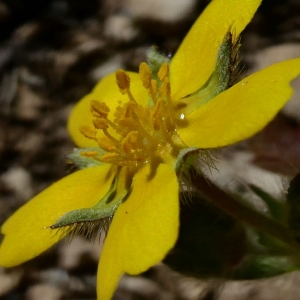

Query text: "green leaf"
[232, 254, 300, 279]
[287, 173, 300, 242]
[249, 184, 288, 225]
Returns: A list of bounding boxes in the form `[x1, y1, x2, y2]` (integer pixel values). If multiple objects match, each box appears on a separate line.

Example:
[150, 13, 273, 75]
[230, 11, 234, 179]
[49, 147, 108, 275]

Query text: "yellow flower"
[1, 0, 300, 299]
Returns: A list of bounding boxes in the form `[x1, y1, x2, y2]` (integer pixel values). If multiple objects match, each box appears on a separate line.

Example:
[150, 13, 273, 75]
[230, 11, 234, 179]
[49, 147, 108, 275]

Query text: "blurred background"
[1, 0, 300, 299]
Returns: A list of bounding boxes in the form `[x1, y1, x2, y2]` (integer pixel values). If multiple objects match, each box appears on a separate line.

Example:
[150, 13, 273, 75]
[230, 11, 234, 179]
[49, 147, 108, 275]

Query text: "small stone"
[118, 275, 170, 299]
[24, 283, 63, 300]
[15, 131, 44, 155]
[0, 267, 23, 297]
[58, 236, 103, 270]
[219, 272, 300, 300]
[40, 269, 69, 287]
[124, 0, 196, 22]
[15, 84, 44, 121]
[104, 15, 139, 42]
[0, 166, 33, 201]
[90, 55, 124, 83]
[75, 39, 106, 55]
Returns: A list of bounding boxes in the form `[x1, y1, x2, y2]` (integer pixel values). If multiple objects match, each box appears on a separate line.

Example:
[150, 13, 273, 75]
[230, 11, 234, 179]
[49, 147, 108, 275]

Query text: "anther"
[91, 100, 110, 118]
[157, 62, 169, 81]
[99, 152, 121, 164]
[93, 118, 109, 130]
[116, 69, 130, 94]
[121, 131, 139, 154]
[80, 151, 98, 158]
[124, 102, 136, 118]
[97, 137, 117, 152]
[79, 125, 97, 140]
[139, 62, 152, 89]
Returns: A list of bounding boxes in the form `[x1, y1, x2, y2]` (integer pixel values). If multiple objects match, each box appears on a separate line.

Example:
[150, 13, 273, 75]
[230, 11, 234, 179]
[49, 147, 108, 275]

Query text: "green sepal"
[68, 147, 106, 169]
[52, 205, 119, 227]
[146, 46, 170, 79]
[178, 31, 236, 114]
[175, 147, 198, 173]
[51, 167, 130, 229]
[175, 147, 215, 187]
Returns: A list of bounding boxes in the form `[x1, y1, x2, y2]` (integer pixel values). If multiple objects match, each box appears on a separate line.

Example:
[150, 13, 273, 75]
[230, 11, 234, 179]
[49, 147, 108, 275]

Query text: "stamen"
[151, 79, 157, 94]
[106, 118, 119, 131]
[149, 79, 158, 104]
[131, 111, 159, 148]
[160, 79, 176, 123]
[116, 69, 130, 94]
[102, 128, 119, 144]
[100, 152, 129, 166]
[151, 100, 163, 130]
[121, 131, 139, 154]
[159, 117, 175, 145]
[165, 115, 175, 132]
[157, 62, 169, 81]
[139, 62, 152, 89]
[78, 59, 185, 170]
[97, 137, 117, 152]
[160, 79, 171, 99]
[139, 62, 158, 103]
[80, 151, 99, 158]
[91, 100, 110, 118]
[79, 125, 97, 140]
[93, 118, 109, 130]
[124, 102, 135, 118]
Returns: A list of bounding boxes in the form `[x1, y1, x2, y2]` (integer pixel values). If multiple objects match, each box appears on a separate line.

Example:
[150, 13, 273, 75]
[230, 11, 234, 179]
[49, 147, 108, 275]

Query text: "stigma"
[79, 62, 185, 170]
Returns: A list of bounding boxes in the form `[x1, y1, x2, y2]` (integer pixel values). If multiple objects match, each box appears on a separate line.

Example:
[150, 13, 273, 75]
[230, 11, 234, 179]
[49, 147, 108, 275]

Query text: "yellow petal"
[68, 72, 149, 148]
[170, 0, 261, 99]
[97, 163, 179, 300]
[178, 58, 300, 148]
[0, 164, 114, 267]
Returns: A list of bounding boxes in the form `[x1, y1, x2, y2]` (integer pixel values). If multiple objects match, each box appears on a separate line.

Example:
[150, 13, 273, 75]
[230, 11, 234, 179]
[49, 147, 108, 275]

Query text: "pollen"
[79, 62, 185, 170]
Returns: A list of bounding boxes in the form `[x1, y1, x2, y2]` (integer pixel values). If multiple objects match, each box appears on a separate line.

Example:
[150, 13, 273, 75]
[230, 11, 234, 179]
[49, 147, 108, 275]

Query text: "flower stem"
[190, 170, 300, 257]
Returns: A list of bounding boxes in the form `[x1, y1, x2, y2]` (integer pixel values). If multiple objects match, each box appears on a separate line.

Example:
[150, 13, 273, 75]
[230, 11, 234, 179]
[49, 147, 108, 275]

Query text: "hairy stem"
[191, 170, 300, 257]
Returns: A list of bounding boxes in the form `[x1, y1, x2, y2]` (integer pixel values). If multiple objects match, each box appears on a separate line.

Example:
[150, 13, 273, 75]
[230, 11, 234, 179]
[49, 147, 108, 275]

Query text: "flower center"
[79, 62, 185, 171]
